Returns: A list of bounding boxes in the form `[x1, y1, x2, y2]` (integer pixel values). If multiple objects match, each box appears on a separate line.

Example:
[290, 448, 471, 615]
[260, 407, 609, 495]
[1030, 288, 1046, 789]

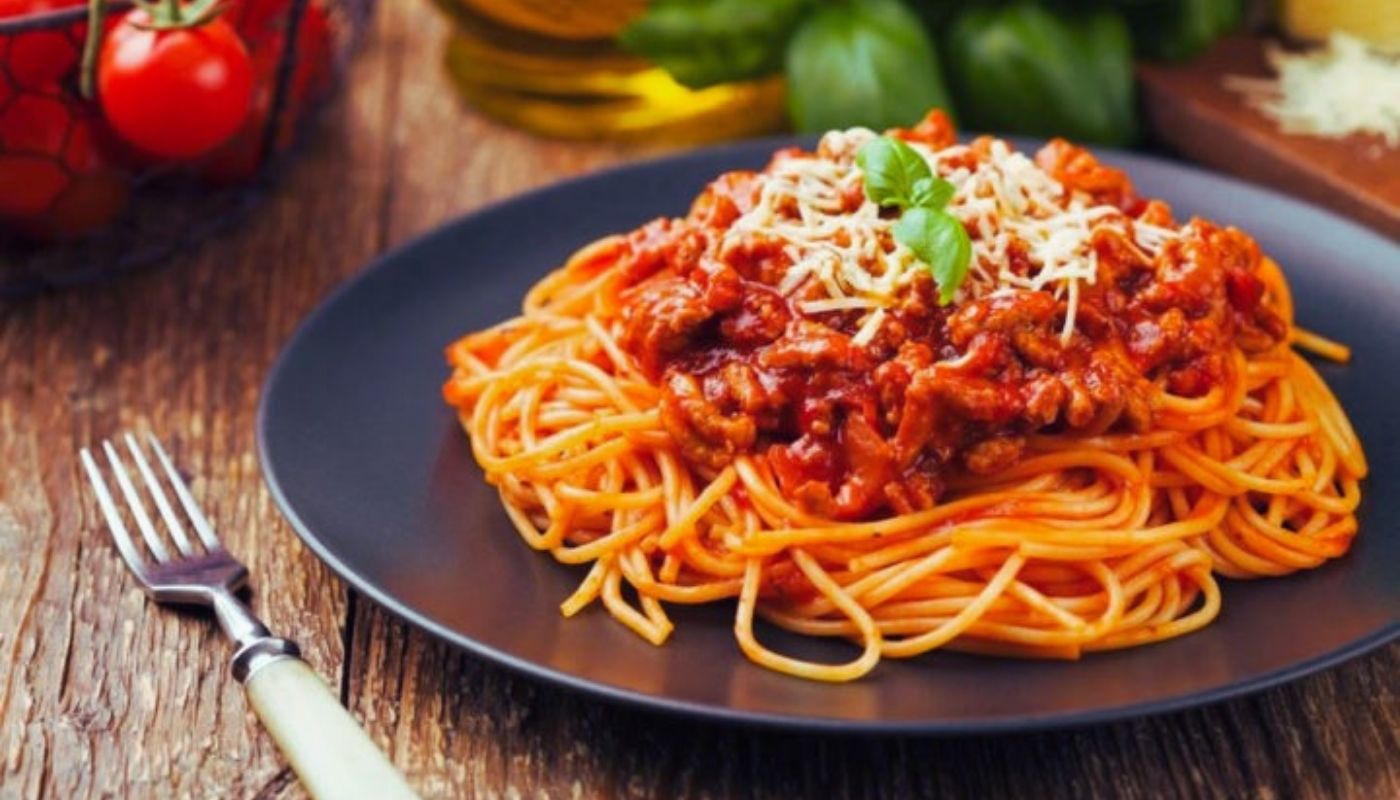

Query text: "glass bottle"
[433, 0, 788, 144]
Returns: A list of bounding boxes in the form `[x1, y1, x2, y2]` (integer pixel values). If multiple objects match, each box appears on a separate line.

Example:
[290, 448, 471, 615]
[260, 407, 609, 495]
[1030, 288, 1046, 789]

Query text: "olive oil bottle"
[434, 0, 788, 144]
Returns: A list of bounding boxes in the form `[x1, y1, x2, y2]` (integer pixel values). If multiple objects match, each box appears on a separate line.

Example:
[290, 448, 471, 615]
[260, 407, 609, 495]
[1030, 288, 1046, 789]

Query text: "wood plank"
[1139, 34, 1400, 239]
[0, 0, 402, 794]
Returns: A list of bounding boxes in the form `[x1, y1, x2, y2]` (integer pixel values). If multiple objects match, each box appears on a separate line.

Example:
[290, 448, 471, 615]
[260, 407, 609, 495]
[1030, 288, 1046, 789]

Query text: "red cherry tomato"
[98, 11, 254, 159]
[196, 38, 277, 184]
[32, 111, 127, 237]
[0, 0, 84, 88]
[0, 89, 68, 150]
[22, 168, 127, 239]
[229, 0, 292, 41]
[291, 1, 333, 102]
[0, 89, 73, 216]
[198, 3, 332, 184]
[0, 86, 126, 231]
[0, 153, 67, 216]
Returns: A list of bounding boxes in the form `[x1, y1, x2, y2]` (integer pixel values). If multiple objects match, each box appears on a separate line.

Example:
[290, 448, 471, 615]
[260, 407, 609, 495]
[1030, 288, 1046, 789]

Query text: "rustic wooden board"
[1139, 34, 1400, 240]
[0, 7, 1396, 800]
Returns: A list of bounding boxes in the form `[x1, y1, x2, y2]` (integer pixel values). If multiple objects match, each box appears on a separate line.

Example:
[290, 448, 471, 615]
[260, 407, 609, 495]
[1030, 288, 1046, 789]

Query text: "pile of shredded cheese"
[1226, 32, 1400, 147]
[721, 127, 1178, 346]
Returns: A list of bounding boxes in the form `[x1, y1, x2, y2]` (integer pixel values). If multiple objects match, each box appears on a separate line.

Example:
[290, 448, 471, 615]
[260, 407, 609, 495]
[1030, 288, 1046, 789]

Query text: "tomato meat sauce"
[612, 114, 1285, 521]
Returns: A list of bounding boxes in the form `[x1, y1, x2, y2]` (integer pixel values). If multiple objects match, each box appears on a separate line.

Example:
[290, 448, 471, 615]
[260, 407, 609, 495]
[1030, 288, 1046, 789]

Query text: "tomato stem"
[79, 0, 109, 99]
[130, 0, 225, 30]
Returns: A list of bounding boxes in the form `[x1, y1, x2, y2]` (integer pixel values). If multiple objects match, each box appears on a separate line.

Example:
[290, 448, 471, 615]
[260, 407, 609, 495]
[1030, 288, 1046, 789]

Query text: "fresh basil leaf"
[856, 136, 933, 209]
[910, 176, 955, 210]
[619, 0, 811, 89]
[893, 208, 972, 305]
[786, 0, 956, 133]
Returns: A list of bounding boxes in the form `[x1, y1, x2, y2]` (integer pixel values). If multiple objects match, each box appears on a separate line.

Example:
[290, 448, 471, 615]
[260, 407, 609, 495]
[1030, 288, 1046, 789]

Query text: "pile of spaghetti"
[442, 111, 1367, 682]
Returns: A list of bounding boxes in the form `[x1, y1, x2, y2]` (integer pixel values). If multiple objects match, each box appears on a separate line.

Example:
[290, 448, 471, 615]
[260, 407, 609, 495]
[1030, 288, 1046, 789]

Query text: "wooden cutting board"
[1138, 34, 1399, 239]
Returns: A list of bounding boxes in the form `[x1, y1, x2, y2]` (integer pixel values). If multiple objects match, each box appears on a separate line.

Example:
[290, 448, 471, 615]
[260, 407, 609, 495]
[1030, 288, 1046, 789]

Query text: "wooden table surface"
[2, 4, 1397, 799]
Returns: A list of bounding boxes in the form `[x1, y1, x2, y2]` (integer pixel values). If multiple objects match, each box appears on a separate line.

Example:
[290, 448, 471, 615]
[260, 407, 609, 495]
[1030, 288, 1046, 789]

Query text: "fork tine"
[147, 433, 221, 551]
[124, 434, 197, 557]
[102, 440, 171, 563]
[80, 448, 153, 582]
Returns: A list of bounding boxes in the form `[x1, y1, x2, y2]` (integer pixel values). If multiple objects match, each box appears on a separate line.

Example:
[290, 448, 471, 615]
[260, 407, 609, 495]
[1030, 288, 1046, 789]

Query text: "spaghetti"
[442, 113, 1366, 682]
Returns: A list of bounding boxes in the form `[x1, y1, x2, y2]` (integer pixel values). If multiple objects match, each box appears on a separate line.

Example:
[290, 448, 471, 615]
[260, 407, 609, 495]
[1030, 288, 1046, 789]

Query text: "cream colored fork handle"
[245, 657, 419, 800]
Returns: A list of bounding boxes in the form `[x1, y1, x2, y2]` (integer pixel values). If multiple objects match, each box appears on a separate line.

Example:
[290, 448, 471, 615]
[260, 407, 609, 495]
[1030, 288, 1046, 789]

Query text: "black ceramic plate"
[259, 138, 1400, 733]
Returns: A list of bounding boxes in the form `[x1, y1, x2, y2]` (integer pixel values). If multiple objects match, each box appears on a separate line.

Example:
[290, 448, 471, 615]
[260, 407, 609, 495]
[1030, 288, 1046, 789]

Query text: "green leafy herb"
[894, 208, 972, 305]
[910, 176, 954, 210]
[855, 135, 933, 209]
[618, 0, 811, 89]
[785, 0, 954, 133]
[857, 135, 969, 304]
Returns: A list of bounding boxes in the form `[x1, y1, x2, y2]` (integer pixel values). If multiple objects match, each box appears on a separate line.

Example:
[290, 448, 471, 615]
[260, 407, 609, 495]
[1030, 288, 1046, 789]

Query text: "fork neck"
[213, 589, 303, 683]
[211, 588, 272, 647]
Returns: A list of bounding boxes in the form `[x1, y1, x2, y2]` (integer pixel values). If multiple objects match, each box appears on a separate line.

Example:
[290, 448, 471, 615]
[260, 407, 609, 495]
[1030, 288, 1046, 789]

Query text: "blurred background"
[0, 0, 1394, 295]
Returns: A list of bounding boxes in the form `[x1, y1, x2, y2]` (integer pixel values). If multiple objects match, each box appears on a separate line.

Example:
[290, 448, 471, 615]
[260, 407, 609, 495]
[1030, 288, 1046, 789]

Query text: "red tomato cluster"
[0, 90, 124, 232]
[0, 0, 85, 88]
[203, 0, 334, 183]
[0, 0, 334, 239]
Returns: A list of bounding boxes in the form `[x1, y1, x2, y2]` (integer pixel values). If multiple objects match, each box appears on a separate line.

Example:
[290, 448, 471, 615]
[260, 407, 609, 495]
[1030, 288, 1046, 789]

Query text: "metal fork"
[81, 433, 418, 800]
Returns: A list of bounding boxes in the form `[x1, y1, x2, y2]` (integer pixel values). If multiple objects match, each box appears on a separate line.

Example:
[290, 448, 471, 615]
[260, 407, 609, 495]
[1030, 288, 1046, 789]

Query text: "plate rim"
[256, 135, 1400, 734]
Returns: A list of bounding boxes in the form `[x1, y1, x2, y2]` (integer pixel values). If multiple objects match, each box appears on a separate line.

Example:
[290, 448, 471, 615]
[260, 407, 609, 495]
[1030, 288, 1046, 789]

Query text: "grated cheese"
[799, 296, 885, 314]
[850, 308, 886, 347]
[723, 127, 1179, 345]
[1225, 32, 1400, 147]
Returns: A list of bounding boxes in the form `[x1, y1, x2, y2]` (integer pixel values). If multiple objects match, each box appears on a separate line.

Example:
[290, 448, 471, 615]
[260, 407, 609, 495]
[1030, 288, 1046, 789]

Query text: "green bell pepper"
[942, 2, 1137, 146]
[786, 0, 955, 133]
[1126, 0, 1247, 62]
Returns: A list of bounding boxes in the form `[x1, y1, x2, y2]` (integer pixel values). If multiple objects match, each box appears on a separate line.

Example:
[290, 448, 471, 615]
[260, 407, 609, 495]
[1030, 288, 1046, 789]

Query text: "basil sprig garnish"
[856, 135, 971, 305]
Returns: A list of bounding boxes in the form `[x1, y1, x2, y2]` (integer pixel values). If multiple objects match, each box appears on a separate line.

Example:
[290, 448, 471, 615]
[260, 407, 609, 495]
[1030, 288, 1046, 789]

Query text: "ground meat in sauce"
[614, 112, 1287, 520]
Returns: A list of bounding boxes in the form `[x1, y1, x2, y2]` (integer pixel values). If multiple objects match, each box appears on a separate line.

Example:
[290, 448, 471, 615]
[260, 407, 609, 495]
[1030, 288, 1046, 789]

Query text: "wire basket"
[0, 0, 374, 296]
